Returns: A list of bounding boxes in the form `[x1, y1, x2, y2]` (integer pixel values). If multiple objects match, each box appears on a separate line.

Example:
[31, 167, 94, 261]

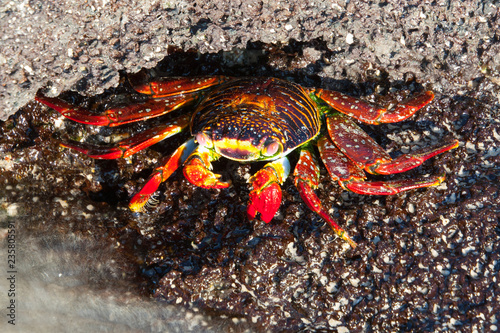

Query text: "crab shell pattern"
[36, 76, 459, 248]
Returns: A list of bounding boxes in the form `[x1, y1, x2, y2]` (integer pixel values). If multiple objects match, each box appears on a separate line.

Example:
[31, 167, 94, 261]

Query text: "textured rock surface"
[1, 0, 499, 332]
[2, 0, 499, 119]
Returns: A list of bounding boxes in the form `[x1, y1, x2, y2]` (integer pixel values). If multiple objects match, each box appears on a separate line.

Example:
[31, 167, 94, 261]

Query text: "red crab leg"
[293, 147, 357, 248]
[315, 89, 434, 125]
[370, 139, 459, 175]
[35, 91, 196, 127]
[60, 114, 190, 159]
[130, 74, 230, 98]
[182, 145, 231, 189]
[344, 176, 446, 195]
[129, 139, 197, 212]
[317, 136, 366, 189]
[318, 135, 449, 196]
[326, 112, 459, 175]
[247, 157, 290, 223]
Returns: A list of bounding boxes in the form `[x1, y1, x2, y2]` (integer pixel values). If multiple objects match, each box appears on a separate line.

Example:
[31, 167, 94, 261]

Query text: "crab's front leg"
[131, 137, 232, 212]
[183, 145, 231, 189]
[293, 147, 357, 248]
[129, 139, 197, 212]
[247, 157, 290, 223]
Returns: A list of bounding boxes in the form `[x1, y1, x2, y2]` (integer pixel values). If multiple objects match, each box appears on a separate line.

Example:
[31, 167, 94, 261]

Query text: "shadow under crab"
[35, 75, 459, 247]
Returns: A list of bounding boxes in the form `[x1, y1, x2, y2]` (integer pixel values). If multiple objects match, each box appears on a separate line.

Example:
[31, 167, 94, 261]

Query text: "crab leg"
[318, 135, 449, 196]
[326, 112, 459, 175]
[59, 114, 190, 159]
[247, 157, 290, 223]
[35, 76, 228, 127]
[182, 145, 231, 189]
[36, 91, 197, 127]
[369, 139, 459, 175]
[293, 147, 357, 248]
[129, 139, 197, 212]
[130, 74, 230, 97]
[316, 89, 434, 125]
[343, 176, 446, 195]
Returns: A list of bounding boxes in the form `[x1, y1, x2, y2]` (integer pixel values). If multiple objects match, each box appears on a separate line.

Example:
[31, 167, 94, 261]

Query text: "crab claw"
[183, 145, 231, 189]
[248, 167, 283, 222]
[247, 157, 290, 223]
[183, 157, 230, 189]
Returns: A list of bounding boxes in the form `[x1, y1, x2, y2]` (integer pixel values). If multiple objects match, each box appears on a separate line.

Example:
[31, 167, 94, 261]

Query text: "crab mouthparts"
[214, 138, 262, 161]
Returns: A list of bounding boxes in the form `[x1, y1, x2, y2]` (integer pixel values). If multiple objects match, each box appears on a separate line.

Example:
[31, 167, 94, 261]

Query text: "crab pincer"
[183, 145, 231, 189]
[247, 157, 290, 223]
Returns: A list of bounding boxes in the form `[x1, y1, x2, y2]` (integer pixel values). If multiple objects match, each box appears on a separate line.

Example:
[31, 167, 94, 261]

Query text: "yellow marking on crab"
[213, 137, 264, 161]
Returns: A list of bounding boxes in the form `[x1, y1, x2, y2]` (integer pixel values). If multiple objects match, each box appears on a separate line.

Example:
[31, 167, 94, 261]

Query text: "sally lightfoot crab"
[36, 76, 459, 248]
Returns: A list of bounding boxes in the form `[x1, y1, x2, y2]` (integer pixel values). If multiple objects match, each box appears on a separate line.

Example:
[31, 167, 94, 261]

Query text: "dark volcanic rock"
[1, 0, 499, 120]
[1, 1, 499, 332]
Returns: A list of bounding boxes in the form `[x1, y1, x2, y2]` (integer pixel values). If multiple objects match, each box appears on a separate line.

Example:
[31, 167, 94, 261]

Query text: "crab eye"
[196, 132, 212, 148]
[262, 140, 282, 157]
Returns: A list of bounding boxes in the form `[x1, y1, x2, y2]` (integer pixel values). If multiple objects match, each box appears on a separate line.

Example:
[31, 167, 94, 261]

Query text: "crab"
[35, 75, 459, 248]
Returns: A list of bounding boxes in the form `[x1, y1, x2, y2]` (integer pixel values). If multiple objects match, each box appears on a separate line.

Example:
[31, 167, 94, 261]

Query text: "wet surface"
[1, 44, 499, 331]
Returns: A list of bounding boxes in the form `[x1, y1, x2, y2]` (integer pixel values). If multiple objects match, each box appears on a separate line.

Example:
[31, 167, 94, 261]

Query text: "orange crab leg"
[247, 157, 290, 223]
[318, 135, 449, 196]
[293, 147, 357, 248]
[316, 89, 434, 125]
[182, 145, 231, 189]
[36, 91, 196, 127]
[129, 139, 197, 212]
[59, 114, 190, 159]
[326, 112, 459, 175]
[130, 74, 230, 98]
